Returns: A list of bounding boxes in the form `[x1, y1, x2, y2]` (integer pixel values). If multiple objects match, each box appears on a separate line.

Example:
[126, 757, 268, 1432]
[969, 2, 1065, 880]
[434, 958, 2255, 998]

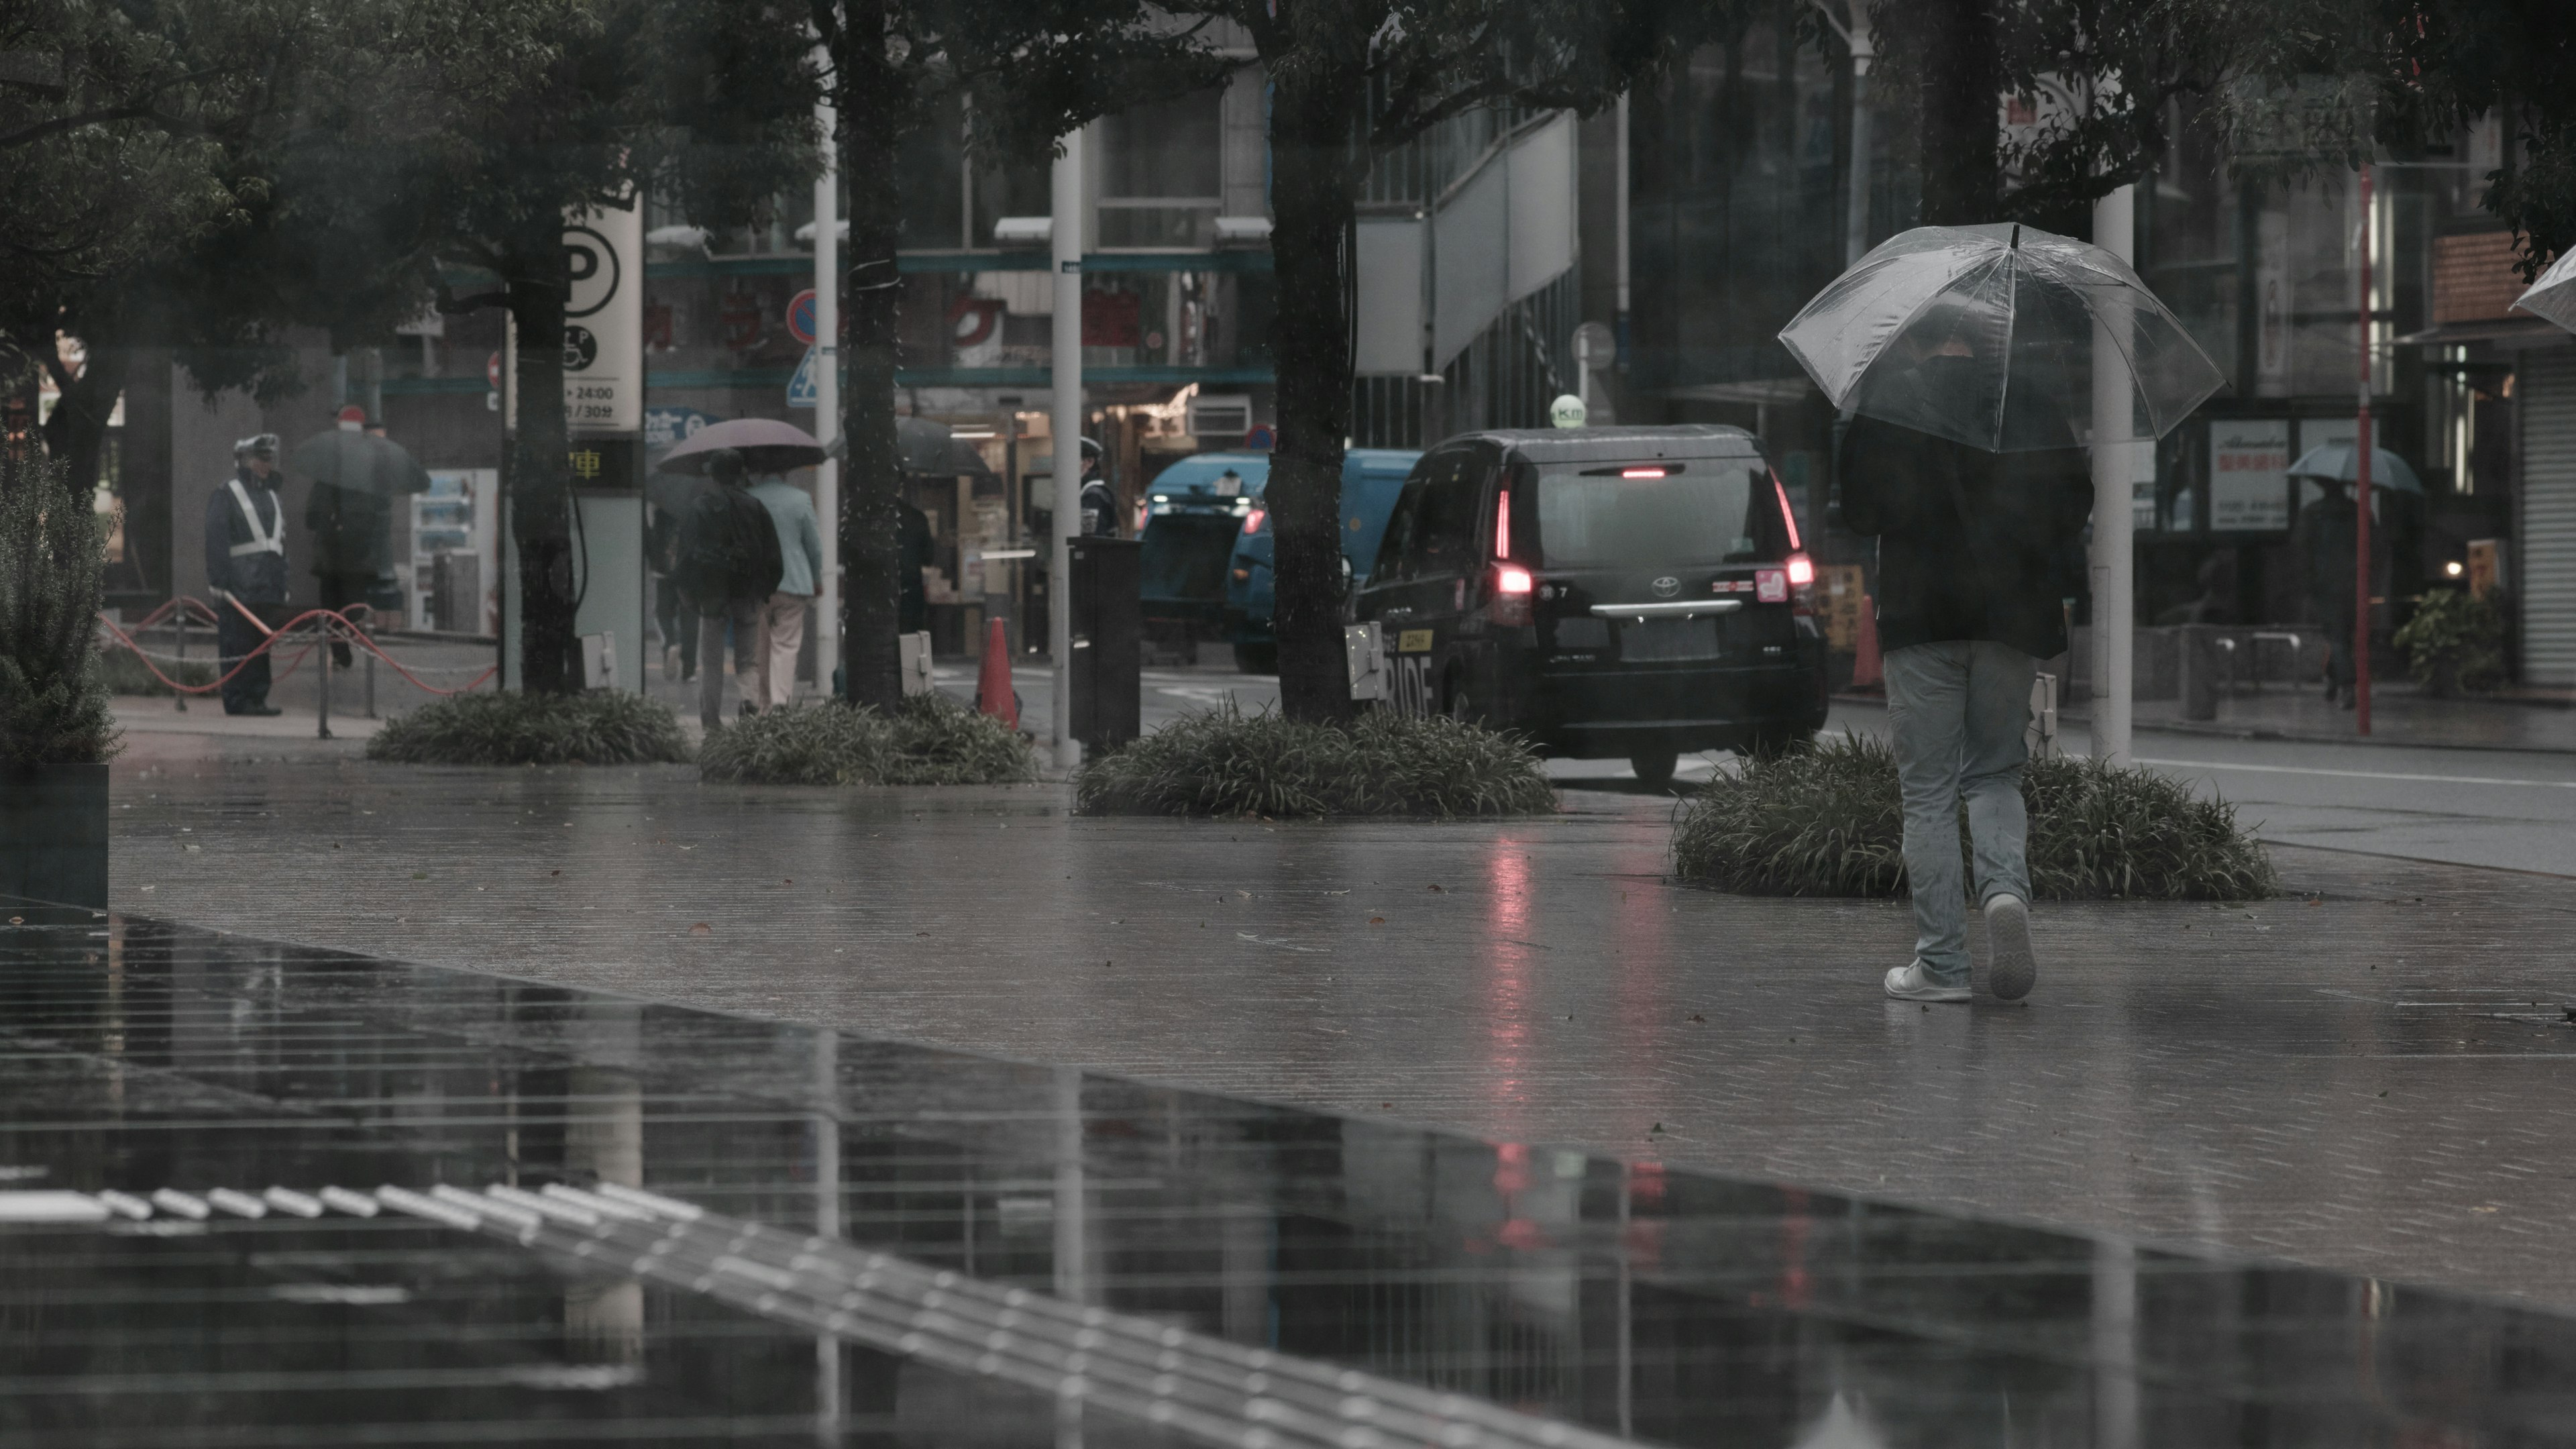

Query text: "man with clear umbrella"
[1781, 223, 2226, 1004]
[1835, 308, 2093, 1004]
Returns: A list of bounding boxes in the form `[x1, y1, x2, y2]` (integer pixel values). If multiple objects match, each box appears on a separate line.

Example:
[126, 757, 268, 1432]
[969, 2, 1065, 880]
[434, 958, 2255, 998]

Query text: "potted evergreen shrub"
[1, 449, 117, 910]
[2394, 588, 2507, 699]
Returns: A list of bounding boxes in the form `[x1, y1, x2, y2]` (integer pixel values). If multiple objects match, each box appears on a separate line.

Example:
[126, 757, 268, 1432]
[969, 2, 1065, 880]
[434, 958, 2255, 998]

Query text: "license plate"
[1397, 629, 1434, 653]
[1619, 618, 1721, 661]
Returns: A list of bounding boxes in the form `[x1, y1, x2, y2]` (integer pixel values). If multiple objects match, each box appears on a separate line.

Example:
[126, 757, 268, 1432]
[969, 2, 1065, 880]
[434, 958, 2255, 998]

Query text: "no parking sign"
[786, 288, 818, 346]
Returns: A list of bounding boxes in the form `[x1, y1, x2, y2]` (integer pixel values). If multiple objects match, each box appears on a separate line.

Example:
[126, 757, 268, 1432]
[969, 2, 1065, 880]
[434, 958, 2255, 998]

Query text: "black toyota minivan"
[1352, 425, 1828, 787]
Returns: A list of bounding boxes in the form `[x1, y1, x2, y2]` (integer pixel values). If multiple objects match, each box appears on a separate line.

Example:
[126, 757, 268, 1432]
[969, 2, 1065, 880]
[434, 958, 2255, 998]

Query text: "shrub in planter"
[2394, 588, 2506, 698]
[99, 644, 216, 696]
[1, 453, 117, 909]
[365, 689, 692, 765]
[1673, 733, 2277, 900]
[697, 694, 1035, 786]
[1073, 706, 1557, 818]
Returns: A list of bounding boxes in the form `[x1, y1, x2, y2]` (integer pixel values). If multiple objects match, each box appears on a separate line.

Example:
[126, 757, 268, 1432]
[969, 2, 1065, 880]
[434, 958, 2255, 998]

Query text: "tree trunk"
[833, 0, 906, 709]
[40, 335, 131, 509]
[505, 235, 582, 694]
[1913, 0, 2001, 225]
[1263, 57, 1367, 725]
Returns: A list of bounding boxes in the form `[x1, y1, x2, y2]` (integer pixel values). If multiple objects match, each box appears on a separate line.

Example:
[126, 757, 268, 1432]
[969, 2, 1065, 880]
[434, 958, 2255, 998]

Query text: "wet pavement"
[96, 745, 2576, 1324]
[6, 902, 2576, 1446]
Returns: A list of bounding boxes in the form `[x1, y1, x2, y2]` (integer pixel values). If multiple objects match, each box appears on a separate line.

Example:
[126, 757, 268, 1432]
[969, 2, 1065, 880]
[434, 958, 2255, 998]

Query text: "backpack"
[678, 487, 785, 604]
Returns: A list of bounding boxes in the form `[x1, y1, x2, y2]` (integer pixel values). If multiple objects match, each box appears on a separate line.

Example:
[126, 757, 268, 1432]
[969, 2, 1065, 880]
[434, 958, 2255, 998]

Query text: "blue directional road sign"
[786, 346, 819, 409]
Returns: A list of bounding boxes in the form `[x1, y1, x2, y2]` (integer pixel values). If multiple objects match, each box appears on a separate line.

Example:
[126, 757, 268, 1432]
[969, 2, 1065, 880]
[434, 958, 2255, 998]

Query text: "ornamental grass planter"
[1, 763, 109, 912]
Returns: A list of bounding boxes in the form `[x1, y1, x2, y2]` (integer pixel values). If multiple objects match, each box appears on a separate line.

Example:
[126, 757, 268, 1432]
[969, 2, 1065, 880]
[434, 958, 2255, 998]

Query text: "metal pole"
[1844, 19, 1874, 266]
[814, 59, 842, 694]
[1050, 129, 1085, 768]
[812, 1028, 841, 1444]
[2090, 183, 2137, 765]
[317, 619, 333, 740]
[2355, 161, 2375, 735]
[174, 605, 188, 712]
[1615, 92, 1631, 343]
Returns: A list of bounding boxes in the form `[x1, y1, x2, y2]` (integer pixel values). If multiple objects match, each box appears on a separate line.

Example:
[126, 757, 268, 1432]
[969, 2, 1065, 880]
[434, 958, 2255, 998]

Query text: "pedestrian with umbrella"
[1780, 223, 2224, 1003]
[292, 406, 431, 663]
[2286, 443, 2417, 709]
[659, 419, 816, 726]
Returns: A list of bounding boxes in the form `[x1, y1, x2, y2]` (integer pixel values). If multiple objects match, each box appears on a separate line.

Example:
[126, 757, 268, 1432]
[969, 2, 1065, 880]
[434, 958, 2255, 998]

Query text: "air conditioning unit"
[1214, 216, 1273, 248]
[1188, 394, 1254, 440]
[992, 216, 1052, 248]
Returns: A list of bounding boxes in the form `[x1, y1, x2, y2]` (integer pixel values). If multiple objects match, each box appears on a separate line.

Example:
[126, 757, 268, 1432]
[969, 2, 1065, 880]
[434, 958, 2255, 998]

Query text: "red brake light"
[1495, 489, 1511, 559]
[1621, 467, 1666, 479]
[1240, 507, 1266, 537]
[1489, 564, 1534, 626]
[1773, 471, 1803, 551]
[1786, 553, 1815, 587]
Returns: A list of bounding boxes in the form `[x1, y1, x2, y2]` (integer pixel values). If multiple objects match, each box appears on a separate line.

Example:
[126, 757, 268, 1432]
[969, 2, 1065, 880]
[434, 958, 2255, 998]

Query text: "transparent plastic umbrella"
[2286, 443, 2424, 495]
[2513, 246, 2576, 333]
[1778, 223, 2226, 453]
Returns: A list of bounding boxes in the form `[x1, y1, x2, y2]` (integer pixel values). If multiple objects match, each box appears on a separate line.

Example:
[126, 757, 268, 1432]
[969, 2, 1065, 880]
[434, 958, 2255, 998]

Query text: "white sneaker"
[1985, 894, 2037, 1001]
[1884, 961, 1971, 1003]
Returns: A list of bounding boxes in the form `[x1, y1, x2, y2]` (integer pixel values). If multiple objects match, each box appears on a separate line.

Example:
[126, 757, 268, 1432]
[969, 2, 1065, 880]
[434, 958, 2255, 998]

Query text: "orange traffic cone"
[975, 616, 1018, 728]
[1849, 594, 1884, 690]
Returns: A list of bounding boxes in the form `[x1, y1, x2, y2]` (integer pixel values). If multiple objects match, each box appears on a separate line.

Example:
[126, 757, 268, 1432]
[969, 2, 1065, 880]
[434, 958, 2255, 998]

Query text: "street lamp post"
[1050, 130, 1085, 768]
[2355, 160, 2375, 736]
[2092, 182, 2138, 766]
[813, 66, 841, 690]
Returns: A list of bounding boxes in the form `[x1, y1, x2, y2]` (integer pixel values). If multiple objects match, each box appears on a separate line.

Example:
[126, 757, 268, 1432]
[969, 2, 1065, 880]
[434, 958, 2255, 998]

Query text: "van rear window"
[1526, 462, 1783, 568]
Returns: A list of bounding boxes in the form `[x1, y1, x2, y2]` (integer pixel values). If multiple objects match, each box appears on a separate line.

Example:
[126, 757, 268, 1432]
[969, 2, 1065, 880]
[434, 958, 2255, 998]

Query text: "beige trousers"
[757, 592, 808, 709]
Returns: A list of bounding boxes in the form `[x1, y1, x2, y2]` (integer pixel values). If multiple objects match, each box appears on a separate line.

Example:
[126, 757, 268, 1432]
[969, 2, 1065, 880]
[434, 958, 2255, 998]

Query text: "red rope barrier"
[96, 598, 497, 699]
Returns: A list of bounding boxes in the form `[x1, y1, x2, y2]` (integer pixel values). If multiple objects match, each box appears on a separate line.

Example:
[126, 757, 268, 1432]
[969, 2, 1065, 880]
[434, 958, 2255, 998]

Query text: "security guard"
[205, 433, 288, 715]
[1076, 437, 1118, 537]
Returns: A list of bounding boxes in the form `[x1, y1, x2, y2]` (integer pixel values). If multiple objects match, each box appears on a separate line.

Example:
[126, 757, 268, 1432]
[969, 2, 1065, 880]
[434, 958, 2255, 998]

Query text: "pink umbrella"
[657, 417, 826, 475]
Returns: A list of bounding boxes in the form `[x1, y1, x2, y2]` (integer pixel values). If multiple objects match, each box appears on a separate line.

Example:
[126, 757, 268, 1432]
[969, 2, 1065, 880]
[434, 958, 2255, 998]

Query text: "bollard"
[974, 616, 1018, 729]
[317, 624, 333, 740]
[364, 637, 377, 719]
[173, 607, 189, 712]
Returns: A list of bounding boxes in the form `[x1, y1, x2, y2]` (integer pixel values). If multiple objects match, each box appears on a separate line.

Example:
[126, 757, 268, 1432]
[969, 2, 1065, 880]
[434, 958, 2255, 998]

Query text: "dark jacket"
[205, 468, 289, 602]
[1080, 478, 1119, 537]
[2291, 492, 2360, 619]
[305, 481, 394, 576]
[1837, 416, 2092, 659]
[898, 499, 934, 634]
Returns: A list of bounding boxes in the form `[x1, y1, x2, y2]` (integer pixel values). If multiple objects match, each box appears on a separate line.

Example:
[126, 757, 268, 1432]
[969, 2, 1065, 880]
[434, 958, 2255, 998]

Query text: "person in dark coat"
[205, 433, 289, 715]
[897, 498, 934, 634]
[2292, 480, 2361, 708]
[1837, 352, 2093, 1005]
[305, 407, 394, 665]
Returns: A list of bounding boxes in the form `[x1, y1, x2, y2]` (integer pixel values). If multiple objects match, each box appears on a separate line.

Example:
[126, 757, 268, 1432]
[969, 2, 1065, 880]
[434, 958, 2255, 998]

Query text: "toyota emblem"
[1651, 576, 1680, 598]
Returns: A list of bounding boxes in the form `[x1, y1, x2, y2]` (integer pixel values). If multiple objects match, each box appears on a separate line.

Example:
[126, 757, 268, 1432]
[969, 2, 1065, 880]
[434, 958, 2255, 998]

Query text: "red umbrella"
[656, 417, 826, 475]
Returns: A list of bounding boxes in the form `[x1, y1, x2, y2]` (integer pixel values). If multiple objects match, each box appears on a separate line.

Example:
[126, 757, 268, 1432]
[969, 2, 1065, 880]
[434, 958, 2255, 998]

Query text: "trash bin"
[1069, 539, 1140, 749]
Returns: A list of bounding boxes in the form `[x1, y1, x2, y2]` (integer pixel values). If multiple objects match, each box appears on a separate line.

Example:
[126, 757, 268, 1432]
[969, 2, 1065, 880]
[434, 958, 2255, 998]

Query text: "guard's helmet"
[233, 433, 280, 462]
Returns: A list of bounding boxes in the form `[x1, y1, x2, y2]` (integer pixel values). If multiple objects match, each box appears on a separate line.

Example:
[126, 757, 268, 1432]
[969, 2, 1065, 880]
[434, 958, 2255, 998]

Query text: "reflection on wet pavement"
[4, 905, 2572, 1446]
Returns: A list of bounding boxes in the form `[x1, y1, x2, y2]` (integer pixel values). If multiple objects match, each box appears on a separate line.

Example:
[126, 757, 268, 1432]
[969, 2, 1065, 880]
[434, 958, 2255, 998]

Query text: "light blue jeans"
[1882, 641, 2039, 985]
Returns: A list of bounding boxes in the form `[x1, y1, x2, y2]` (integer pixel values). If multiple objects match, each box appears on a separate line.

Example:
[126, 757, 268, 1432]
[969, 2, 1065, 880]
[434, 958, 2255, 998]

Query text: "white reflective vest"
[225, 477, 284, 558]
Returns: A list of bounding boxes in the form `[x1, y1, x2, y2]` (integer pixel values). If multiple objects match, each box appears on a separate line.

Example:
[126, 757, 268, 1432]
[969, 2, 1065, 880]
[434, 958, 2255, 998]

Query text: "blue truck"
[1218, 449, 1418, 673]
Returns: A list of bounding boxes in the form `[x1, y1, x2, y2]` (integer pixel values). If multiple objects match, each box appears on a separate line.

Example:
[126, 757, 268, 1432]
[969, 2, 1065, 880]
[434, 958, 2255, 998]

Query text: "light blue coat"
[749, 477, 825, 598]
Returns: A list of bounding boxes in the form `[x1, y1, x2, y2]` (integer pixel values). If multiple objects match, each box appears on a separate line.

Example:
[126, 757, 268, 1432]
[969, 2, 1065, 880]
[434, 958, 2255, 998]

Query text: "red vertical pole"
[2354, 162, 2374, 736]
